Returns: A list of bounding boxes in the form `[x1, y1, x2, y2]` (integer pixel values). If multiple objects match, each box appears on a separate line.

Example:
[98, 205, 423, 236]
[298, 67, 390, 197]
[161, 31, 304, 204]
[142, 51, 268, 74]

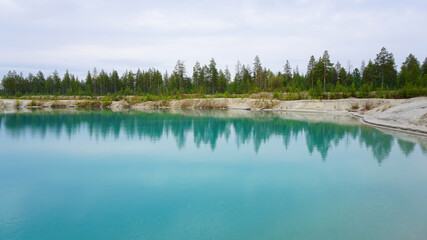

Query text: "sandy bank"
[1, 97, 426, 135]
[351, 98, 427, 135]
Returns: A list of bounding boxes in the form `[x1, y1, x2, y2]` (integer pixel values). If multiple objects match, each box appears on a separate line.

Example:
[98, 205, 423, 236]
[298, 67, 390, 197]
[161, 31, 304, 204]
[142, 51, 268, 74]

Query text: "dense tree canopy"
[1, 48, 426, 97]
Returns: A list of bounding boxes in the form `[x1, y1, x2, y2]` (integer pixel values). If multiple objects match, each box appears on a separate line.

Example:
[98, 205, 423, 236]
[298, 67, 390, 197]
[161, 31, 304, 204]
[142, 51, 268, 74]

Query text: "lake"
[0, 110, 426, 240]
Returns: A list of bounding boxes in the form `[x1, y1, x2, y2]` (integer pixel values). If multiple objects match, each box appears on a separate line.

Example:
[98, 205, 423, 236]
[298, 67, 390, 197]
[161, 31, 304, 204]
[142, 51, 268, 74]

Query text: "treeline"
[1, 47, 426, 97]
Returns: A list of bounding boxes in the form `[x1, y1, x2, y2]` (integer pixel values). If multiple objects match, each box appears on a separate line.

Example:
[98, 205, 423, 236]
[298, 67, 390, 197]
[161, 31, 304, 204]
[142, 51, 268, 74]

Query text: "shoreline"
[1, 97, 426, 136]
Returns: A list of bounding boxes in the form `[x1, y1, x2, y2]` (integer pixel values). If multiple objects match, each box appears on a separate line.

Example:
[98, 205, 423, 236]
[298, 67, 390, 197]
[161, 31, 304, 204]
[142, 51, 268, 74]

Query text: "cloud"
[131, 10, 235, 33]
[0, 0, 24, 15]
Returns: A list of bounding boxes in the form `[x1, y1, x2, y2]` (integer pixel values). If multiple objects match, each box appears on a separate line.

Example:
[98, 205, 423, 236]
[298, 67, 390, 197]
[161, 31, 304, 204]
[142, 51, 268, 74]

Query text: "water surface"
[0, 110, 426, 240]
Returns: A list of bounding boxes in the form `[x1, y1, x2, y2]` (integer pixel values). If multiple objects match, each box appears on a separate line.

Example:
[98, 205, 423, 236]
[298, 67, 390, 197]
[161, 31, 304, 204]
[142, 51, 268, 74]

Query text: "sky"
[0, 0, 426, 79]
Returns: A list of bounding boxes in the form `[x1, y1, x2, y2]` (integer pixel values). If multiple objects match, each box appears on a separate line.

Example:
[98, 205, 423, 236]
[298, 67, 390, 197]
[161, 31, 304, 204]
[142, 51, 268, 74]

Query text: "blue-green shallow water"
[0, 110, 426, 240]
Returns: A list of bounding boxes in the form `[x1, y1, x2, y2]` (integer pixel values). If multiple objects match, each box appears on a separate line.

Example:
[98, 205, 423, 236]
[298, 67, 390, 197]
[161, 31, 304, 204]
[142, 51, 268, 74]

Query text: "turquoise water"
[0, 110, 426, 240]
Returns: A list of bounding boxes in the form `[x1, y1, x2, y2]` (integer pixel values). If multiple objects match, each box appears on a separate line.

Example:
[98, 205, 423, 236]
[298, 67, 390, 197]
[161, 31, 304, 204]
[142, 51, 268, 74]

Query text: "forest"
[1, 47, 426, 99]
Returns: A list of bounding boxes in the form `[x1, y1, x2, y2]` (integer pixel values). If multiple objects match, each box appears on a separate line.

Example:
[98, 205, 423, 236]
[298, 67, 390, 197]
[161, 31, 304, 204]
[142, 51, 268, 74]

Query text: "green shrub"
[51, 101, 67, 108]
[76, 100, 102, 108]
[349, 83, 357, 97]
[284, 92, 304, 100]
[102, 98, 112, 107]
[359, 84, 371, 98]
[29, 100, 43, 107]
[350, 103, 359, 110]
[272, 91, 282, 100]
[397, 83, 425, 98]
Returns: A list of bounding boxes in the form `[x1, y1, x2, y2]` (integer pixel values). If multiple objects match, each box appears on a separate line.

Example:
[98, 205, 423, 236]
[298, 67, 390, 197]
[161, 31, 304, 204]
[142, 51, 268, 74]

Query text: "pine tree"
[307, 55, 316, 88]
[284, 60, 292, 87]
[70, 74, 77, 94]
[360, 60, 366, 80]
[35, 71, 45, 94]
[335, 61, 342, 85]
[98, 69, 109, 95]
[1, 71, 18, 95]
[52, 70, 61, 95]
[338, 67, 347, 86]
[335, 61, 342, 73]
[201, 65, 208, 93]
[399, 54, 421, 87]
[62, 70, 71, 94]
[322, 50, 333, 92]
[224, 66, 231, 90]
[363, 60, 377, 87]
[208, 58, 218, 93]
[253, 56, 263, 89]
[193, 61, 201, 91]
[85, 71, 93, 95]
[422, 58, 427, 75]
[352, 68, 362, 88]
[374, 47, 396, 89]
[111, 70, 119, 94]
[173, 60, 186, 93]
[422, 58, 427, 87]
[92, 68, 98, 95]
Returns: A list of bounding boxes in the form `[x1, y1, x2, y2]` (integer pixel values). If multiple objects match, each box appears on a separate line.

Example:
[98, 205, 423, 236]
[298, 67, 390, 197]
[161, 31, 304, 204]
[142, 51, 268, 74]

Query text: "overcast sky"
[0, 0, 426, 79]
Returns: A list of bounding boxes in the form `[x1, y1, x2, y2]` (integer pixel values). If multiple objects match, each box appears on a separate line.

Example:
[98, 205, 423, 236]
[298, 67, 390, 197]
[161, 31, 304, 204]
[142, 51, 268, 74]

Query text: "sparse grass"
[381, 104, 392, 112]
[12, 95, 96, 101]
[284, 92, 305, 101]
[262, 100, 277, 109]
[180, 100, 193, 108]
[273, 91, 282, 100]
[197, 99, 228, 109]
[154, 100, 170, 108]
[15, 100, 21, 109]
[29, 100, 43, 107]
[51, 101, 67, 108]
[253, 99, 276, 109]
[362, 101, 373, 111]
[124, 94, 172, 104]
[76, 100, 102, 108]
[198, 92, 206, 99]
[350, 103, 359, 111]
[101, 97, 112, 107]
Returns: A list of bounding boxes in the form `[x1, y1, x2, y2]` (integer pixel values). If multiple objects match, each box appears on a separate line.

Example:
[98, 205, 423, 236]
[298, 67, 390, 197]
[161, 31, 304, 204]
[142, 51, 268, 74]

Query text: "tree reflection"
[0, 110, 423, 163]
[359, 128, 394, 164]
[398, 139, 415, 157]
